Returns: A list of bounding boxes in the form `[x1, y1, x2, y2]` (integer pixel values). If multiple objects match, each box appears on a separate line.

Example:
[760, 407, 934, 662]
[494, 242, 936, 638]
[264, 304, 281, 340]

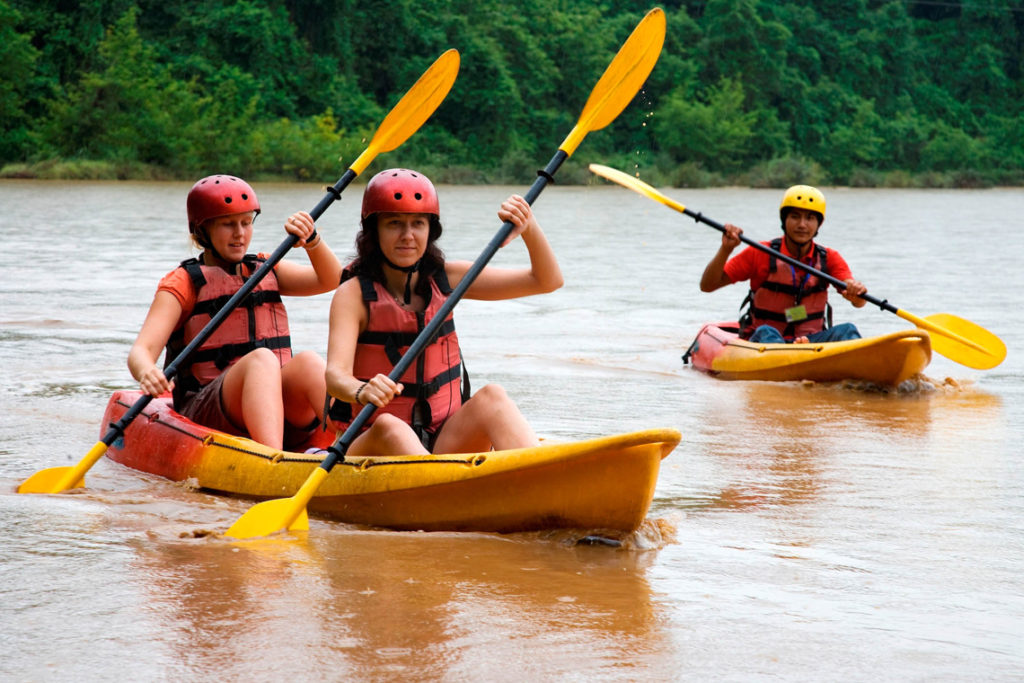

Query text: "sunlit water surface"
[2, 180, 1022, 680]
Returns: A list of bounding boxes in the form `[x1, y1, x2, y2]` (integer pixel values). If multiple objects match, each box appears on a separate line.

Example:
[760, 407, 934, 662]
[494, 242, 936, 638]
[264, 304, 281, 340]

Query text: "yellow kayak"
[101, 390, 681, 533]
[683, 322, 932, 385]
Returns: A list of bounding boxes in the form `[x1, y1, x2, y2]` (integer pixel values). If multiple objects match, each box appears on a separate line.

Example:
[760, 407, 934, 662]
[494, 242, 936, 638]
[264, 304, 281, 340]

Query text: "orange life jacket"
[165, 255, 291, 409]
[740, 238, 832, 341]
[328, 270, 467, 446]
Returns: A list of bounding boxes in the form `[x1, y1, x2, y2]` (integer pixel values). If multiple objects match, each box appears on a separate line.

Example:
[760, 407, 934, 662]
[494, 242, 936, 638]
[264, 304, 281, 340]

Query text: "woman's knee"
[366, 414, 424, 453]
[241, 346, 281, 371]
[226, 348, 281, 389]
[369, 413, 412, 439]
[287, 350, 325, 373]
[282, 350, 325, 391]
[471, 383, 511, 407]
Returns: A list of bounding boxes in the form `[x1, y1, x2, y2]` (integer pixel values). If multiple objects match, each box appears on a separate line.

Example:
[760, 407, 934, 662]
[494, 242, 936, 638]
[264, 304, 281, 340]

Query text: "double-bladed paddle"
[588, 163, 1006, 370]
[17, 49, 461, 495]
[225, 8, 667, 540]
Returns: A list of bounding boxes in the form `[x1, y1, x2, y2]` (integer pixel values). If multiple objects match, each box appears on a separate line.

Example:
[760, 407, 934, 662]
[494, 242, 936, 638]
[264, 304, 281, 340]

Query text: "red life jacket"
[740, 238, 832, 341]
[165, 255, 292, 409]
[328, 270, 467, 446]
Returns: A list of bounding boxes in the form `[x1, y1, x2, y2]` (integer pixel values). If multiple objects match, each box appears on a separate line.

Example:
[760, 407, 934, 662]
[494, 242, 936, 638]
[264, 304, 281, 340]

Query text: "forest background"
[1, 0, 1021, 187]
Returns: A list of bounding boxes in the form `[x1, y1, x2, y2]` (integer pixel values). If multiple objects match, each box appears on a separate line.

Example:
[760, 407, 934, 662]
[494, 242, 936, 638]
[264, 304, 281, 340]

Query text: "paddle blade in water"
[17, 466, 85, 494]
[17, 439, 108, 493]
[349, 49, 460, 175]
[588, 164, 687, 213]
[560, 9, 665, 156]
[225, 466, 328, 539]
[922, 313, 1006, 370]
[225, 497, 310, 540]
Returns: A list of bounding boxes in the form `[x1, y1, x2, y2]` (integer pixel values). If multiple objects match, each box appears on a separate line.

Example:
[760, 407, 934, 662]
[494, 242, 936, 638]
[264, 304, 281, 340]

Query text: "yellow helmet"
[779, 185, 826, 223]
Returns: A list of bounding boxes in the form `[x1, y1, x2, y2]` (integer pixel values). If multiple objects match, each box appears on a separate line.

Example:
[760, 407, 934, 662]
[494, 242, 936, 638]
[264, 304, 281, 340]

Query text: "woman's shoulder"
[334, 272, 371, 303]
[442, 259, 470, 285]
[157, 263, 193, 292]
[155, 265, 194, 314]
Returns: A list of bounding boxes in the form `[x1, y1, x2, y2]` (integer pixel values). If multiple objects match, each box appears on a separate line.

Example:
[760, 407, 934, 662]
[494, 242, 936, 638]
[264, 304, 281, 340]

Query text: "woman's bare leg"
[433, 384, 537, 454]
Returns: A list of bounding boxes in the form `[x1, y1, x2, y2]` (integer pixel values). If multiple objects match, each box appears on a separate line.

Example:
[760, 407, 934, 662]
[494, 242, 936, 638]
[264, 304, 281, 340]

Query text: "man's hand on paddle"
[721, 223, 743, 251]
[840, 278, 868, 307]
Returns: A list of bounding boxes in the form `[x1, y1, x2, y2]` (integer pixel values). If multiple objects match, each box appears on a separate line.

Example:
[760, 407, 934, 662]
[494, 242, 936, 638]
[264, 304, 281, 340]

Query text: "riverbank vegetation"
[2, 0, 1022, 187]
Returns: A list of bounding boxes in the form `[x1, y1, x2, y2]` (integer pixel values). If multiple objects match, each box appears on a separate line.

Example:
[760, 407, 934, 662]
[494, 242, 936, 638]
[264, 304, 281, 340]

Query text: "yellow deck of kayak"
[688, 323, 932, 385]
[102, 391, 680, 533]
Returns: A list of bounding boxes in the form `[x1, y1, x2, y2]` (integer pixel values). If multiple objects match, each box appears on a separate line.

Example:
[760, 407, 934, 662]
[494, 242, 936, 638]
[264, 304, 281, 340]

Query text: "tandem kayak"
[101, 390, 681, 533]
[682, 322, 932, 386]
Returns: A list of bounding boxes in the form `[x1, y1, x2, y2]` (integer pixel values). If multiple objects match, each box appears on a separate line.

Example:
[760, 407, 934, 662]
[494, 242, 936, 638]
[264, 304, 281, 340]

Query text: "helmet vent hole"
[394, 192, 403, 200]
[225, 197, 232, 204]
[241, 193, 248, 200]
[415, 193, 422, 200]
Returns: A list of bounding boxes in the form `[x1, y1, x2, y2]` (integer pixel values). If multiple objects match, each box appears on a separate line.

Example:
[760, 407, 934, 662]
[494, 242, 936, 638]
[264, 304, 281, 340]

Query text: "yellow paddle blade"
[896, 309, 1005, 369]
[560, 8, 666, 156]
[17, 439, 105, 493]
[588, 163, 686, 212]
[349, 49, 460, 175]
[226, 498, 310, 539]
[225, 467, 327, 539]
[16, 466, 85, 494]
[919, 312, 1006, 370]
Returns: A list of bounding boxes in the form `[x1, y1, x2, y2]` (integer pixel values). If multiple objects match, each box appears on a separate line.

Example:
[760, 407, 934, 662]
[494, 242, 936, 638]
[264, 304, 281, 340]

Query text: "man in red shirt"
[700, 185, 867, 344]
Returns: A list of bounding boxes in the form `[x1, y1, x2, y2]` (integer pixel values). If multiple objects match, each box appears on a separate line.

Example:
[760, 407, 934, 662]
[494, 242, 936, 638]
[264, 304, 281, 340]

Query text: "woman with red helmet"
[325, 168, 563, 455]
[127, 175, 343, 450]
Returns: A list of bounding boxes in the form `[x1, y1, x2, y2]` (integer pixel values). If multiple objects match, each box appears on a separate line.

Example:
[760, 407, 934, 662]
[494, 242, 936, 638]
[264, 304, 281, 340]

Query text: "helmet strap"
[202, 243, 243, 271]
[382, 255, 420, 304]
[196, 221, 246, 269]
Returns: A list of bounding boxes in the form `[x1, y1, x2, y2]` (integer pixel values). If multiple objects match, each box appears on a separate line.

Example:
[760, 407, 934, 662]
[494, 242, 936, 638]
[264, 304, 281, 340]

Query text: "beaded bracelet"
[354, 382, 368, 405]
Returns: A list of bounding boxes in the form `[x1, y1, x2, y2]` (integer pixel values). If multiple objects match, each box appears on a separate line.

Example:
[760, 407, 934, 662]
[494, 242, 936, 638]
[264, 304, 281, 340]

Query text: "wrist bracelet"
[304, 230, 320, 248]
[354, 382, 367, 405]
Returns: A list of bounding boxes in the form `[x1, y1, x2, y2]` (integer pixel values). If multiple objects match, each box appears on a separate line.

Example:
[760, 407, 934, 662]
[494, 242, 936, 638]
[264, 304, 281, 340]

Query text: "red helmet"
[361, 168, 439, 219]
[186, 175, 260, 234]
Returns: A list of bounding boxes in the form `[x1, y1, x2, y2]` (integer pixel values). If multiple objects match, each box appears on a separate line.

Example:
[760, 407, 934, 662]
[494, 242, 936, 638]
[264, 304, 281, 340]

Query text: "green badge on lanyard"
[784, 304, 808, 323]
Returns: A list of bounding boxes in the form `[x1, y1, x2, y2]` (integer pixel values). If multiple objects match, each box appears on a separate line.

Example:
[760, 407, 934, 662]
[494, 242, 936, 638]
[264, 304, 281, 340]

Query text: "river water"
[1, 179, 1021, 680]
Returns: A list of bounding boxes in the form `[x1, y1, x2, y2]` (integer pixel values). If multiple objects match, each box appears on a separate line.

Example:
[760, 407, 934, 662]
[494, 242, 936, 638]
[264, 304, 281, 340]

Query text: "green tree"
[922, 121, 984, 172]
[697, 0, 794, 106]
[0, 0, 39, 160]
[654, 78, 756, 171]
[826, 98, 886, 179]
[5, 0, 1023, 184]
[38, 8, 197, 169]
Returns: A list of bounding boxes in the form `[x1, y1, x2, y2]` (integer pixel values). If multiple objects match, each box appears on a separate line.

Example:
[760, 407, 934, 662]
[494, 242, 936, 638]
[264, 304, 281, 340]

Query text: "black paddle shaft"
[319, 150, 570, 470]
[101, 168, 360, 447]
[688, 209, 898, 315]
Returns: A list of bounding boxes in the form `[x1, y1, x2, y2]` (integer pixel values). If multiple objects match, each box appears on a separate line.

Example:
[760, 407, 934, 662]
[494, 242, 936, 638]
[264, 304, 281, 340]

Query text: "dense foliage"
[2, 0, 1022, 186]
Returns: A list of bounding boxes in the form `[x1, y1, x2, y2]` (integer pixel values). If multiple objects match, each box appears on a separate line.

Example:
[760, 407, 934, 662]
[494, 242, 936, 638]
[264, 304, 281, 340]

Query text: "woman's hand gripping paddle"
[225, 9, 667, 540]
[17, 50, 461, 496]
[588, 163, 1006, 370]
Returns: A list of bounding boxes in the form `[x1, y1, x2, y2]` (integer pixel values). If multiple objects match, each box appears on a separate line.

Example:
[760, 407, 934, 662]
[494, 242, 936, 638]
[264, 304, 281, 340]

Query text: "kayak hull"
[102, 390, 680, 533]
[685, 322, 932, 385]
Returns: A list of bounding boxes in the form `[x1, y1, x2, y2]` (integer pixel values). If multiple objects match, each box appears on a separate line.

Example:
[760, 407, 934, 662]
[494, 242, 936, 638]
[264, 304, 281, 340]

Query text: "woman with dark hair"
[325, 168, 563, 456]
